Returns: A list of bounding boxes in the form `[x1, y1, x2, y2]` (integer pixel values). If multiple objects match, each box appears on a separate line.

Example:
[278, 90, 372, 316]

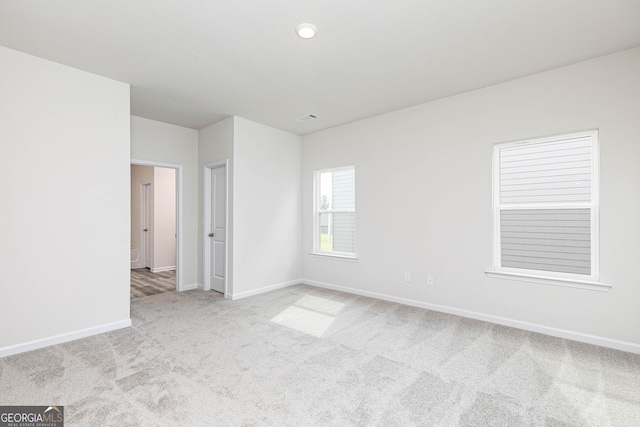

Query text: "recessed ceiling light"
[295, 23, 317, 39]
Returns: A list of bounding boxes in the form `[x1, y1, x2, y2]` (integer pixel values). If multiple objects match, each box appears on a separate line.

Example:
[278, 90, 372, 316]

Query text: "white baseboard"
[151, 266, 176, 273]
[196, 283, 205, 290]
[230, 279, 300, 300]
[301, 279, 640, 354]
[179, 283, 198, 291]
[0, 319, 132, 358]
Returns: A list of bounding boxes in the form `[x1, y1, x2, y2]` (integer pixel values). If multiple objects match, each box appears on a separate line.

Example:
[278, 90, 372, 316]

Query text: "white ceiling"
[2, 0, 640, 135]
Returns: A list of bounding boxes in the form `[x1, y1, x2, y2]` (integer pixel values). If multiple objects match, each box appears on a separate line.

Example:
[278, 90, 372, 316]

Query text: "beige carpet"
[1, 284, 639, 426]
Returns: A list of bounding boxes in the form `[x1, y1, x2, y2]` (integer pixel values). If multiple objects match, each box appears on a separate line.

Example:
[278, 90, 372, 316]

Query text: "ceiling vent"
[294, 114, 318, 123]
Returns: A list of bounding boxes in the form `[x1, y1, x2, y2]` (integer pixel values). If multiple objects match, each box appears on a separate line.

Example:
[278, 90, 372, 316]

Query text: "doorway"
[130, 160, 183, 298]
[142, 183, 152, 268]
[203, 161, 228, 295]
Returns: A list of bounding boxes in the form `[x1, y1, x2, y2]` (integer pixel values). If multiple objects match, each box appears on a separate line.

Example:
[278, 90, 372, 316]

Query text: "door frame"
[203, 160, 229, 297]
[141, 182, 152, 269]
[131, 159, 183, 291]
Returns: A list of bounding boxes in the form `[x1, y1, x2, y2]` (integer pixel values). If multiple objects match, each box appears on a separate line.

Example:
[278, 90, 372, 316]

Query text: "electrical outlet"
[404, 272, 411, 282]
[284, 260, 290, 269]
[427, 275, 434, 285]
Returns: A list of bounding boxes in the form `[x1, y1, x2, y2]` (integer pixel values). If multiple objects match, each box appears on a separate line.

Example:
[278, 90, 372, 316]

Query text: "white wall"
[197, 117, 302, 297]
[130, 165, 154, 268]
[198, 117, 235, 290]
[302, 48, 640, 348]
[232, 117, 302, 296]
[131, 116, 198, 288]
[153, 167, 176, 271]
[0, 46, 130, 354]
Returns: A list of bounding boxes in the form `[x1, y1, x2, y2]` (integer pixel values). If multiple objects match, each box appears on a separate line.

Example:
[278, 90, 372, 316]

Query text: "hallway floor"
[130, 268, 175, 299]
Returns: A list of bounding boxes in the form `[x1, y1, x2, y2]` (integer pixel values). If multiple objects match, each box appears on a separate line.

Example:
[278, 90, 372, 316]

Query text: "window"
[491, 130, 601, 286]
[314, 166, 356, 257]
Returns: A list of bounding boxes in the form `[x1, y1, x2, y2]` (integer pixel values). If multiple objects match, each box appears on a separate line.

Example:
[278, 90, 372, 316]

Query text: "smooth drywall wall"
[130, 165, 154, 268]
[153, 167, 176, 271]
[198, 117, 234, 290]
[0, 46, 130, 351]
[233, 117, 302, 295]
[131, 116, 198, 287]
[302, 48, 640, 347]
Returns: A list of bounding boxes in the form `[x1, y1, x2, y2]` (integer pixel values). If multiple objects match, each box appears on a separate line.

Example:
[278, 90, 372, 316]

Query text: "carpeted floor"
[1, 284, 639, 426]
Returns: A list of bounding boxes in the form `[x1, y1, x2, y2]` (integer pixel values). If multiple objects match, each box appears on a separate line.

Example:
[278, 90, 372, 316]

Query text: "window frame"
[488, 130, 609, 290]
[313, 165, 357, 258]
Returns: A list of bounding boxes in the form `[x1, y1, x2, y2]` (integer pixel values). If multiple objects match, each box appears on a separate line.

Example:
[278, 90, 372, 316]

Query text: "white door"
[143, 183, 152, 269]
[209, 166, 226, 293]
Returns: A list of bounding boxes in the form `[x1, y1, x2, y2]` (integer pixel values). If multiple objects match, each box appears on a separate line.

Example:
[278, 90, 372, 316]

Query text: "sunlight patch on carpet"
[271, 295, 345, 337]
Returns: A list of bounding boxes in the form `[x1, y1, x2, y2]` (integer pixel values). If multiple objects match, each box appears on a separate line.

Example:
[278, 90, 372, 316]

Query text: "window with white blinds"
[493, 130, 599, 281]
[314, 166, 356, 257]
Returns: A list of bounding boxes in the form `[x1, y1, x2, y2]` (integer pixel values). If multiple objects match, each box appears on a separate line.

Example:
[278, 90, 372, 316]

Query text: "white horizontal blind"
[495, 131, 597, 278]
[500, 137, 592, 204]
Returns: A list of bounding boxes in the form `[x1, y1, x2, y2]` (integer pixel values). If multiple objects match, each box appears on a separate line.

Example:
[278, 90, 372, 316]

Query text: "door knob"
[143, 229, 148, 232]
[208, 233, 215, 237]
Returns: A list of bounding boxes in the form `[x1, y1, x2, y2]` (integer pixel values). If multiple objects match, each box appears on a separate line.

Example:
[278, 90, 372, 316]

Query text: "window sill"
[485, 270, 611, 292]
[309, 252, 359, 262]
